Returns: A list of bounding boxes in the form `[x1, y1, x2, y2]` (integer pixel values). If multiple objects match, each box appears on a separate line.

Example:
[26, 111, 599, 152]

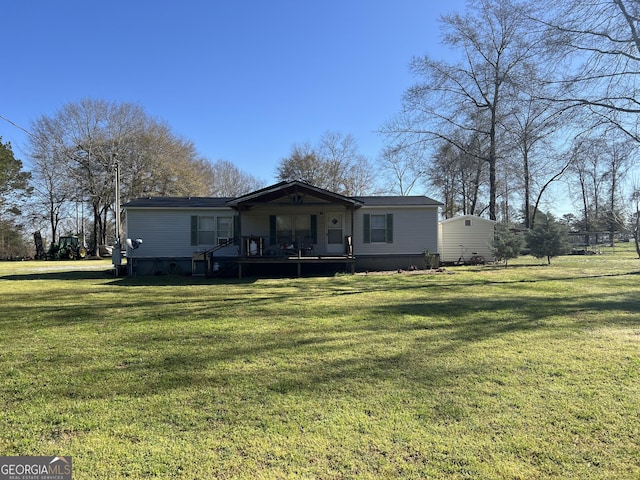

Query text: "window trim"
[363, 213, 393, 244]
[191, 215, 235, 246]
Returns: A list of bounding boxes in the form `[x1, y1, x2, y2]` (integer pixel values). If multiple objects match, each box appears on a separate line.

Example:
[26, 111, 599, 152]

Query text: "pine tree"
[490, 223, 524, 267]
[525, 213, 570, 265]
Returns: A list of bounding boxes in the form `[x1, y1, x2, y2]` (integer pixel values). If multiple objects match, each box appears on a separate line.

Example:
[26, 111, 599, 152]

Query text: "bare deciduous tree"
[428, 133, 489, 218]
[204, 159, 265, 197]
[383, 0, 544, 220]
[277, 132, 375, 195]
[28, 99, 211, 252]
[540, 0, 640, 141]
[377, 144, 427, 196]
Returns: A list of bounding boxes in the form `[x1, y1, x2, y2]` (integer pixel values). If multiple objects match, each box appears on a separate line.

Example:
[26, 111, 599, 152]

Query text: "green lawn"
[1, 249, 639, 479]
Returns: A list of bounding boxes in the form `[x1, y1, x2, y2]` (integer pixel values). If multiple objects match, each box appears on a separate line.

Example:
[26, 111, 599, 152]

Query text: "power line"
[0, 114, 36, 140]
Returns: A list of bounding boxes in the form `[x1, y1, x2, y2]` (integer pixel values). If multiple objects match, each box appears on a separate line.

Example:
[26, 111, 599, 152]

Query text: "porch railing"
[191, 237, 238, 276]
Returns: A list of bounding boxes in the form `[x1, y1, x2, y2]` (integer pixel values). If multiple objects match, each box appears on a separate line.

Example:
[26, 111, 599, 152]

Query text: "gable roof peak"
[227, 180, 363, 207]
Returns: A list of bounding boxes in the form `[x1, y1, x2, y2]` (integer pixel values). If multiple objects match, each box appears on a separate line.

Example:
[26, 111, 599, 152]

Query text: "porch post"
[237, 208, 243, 256]
[350, 206, 355, 256]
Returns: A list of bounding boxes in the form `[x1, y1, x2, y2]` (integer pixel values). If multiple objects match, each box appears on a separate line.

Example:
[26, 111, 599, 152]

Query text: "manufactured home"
[438, 215, 496, 264]
[123, 181, 443, 277]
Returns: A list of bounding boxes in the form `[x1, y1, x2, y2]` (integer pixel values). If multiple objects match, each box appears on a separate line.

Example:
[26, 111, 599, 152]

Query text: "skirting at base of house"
[127, 257, 194, 276]
[355, 254, 439, 272]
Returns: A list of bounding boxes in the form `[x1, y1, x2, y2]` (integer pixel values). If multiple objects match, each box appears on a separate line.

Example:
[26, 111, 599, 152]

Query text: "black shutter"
[363, 214, 370, 244]
[386, 214, 393, 243]
[269, 215, 277, 245]
[191, 216, 198, 246]
[234, 215, 241, 246]
[311, 215, 317, 243]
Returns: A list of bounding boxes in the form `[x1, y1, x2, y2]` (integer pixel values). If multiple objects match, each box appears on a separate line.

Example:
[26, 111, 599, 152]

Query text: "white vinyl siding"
[354, 207, 438, 255]
[125, 208, 237, 258]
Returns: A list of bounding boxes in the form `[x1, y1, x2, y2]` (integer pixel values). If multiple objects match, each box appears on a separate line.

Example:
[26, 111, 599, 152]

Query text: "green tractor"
[49, 235, 88, 260]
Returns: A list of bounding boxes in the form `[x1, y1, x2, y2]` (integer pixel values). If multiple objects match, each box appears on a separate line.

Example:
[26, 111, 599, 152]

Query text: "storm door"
[326, 213, 344, 254]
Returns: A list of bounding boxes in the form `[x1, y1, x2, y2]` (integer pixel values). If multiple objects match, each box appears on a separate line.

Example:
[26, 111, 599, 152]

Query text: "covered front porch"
[193, 181, 362, 277]
[191, 234, 355, 278]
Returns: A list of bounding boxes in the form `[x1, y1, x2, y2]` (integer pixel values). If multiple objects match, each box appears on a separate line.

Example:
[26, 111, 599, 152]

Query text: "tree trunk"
[523, 149, 531, 229]
[635, 210, 640, 258]
[489, 104, 498, 221]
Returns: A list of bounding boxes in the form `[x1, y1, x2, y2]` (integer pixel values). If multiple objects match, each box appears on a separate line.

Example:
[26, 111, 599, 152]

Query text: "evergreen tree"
[490, 223, 524, 267]
[0, 137, 31, 218]
[0, 138, 32, 258]
[525, 212, 570, 265]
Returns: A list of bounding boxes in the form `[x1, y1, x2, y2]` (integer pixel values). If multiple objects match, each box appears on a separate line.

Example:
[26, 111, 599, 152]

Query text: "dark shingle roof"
[353, 196, 443, 206]
[124, 197, 234, 208]
[124, 183, 443, 209]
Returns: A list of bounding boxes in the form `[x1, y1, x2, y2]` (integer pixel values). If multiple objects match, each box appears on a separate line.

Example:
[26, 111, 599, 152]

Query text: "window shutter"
[191, 216, 198, 245]
[233, 215, 241, 246]
[386, 214, 393, 243]
[269, 215, 277, 245]
[363, 214, 370, 244]
[310, 215, 318, 243]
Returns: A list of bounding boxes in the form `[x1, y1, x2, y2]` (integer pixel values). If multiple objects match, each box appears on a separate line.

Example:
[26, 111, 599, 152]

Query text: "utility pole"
[112, 153, 122, 273]
[114, 153, 120, 246]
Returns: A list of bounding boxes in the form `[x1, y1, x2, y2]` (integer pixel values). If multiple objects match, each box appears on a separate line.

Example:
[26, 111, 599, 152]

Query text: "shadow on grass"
[2, 261, 639, 406]
[0, 269, 262, 286]
[6, 282, 636, 403]
[1, 269, 115, 282]
[2, 263, 638, 288]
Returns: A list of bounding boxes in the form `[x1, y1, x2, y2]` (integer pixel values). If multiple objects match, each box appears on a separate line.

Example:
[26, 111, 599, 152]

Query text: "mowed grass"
[0, 249, 639, 479]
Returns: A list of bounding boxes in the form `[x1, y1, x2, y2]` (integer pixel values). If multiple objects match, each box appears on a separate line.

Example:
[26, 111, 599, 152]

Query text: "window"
[292, 215, 311, 242]
[276, 215, 293, 243]
[370, 215, 387, 243]
[465, 219, 472, 227]
[217, 216, 233, 245]
[191, 215, 234, 246]
[198, 216, 216, 245]
[270, 215, 317, 245]
[363, 213, 393, 244]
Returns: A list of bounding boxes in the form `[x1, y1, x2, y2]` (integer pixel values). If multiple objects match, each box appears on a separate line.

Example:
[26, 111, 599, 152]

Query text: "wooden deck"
[235, 255, 355, 278]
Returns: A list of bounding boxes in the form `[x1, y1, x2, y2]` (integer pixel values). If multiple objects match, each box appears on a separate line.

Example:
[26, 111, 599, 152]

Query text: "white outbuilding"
[438, 215, 497, 264]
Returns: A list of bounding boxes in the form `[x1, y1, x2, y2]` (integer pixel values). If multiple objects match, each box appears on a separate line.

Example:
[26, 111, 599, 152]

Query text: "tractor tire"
[78, 246, 87, 259]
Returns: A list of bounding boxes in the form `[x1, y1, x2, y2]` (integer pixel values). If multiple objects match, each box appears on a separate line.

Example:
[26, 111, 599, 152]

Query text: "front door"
[326, 213, 344, 254]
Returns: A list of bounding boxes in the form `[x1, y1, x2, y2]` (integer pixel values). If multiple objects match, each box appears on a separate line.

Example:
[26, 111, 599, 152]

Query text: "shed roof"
[439, 214, 496, 224]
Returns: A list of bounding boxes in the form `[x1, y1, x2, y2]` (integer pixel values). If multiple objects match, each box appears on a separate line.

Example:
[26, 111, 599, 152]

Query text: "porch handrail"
[192, 237, 239, 276]
[195, 237, 237, 257]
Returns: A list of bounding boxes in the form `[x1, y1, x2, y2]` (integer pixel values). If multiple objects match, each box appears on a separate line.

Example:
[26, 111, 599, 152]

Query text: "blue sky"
[1, 0, 465, 185]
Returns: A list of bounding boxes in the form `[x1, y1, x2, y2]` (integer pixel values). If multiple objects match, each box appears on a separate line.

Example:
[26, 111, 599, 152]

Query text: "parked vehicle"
[48, 235, 87, 260]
